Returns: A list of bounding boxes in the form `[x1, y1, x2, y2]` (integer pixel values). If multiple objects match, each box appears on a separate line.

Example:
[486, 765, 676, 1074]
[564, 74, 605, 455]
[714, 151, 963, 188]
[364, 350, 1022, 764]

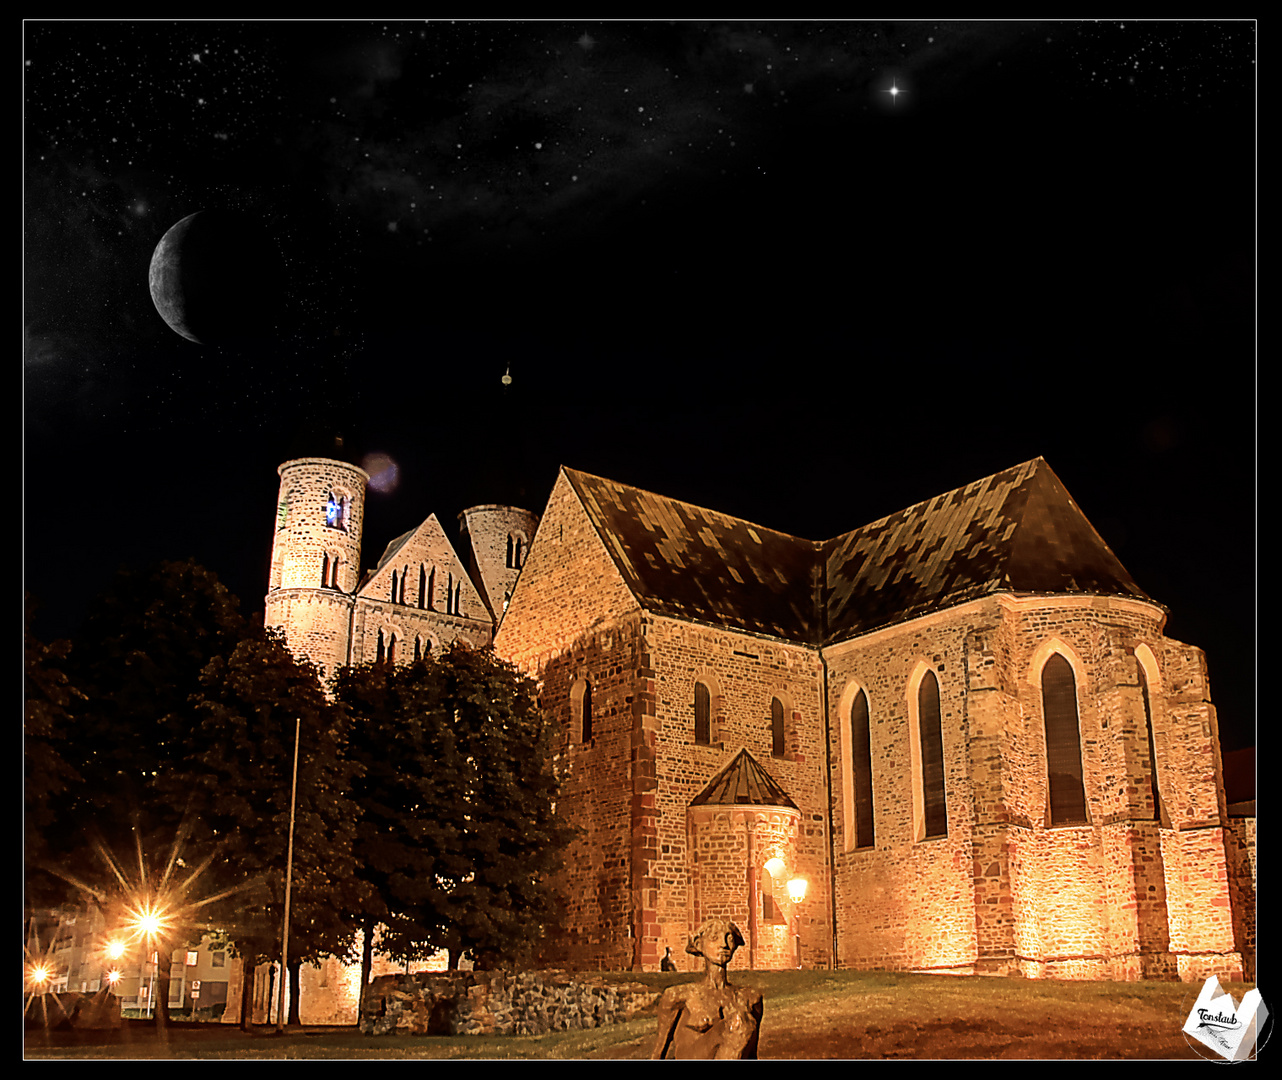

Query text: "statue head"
[686, 918, 745, 965]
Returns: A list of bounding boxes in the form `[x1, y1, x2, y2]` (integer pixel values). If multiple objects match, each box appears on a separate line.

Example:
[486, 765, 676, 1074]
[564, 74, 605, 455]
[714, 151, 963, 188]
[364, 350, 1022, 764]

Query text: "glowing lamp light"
[106, 940, 126, 960]
[106, 969, 122, 985]
[787, 877, 808, 904]
[29, 963, 51, 985]
[138, 912, 162, 936]
[763, 857, 786, 879]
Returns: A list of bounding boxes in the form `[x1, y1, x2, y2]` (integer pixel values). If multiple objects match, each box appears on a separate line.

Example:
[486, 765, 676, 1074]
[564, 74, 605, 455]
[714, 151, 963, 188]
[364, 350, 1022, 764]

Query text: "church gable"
[356, 513, 484, 618]
[494, 469, 642, 667]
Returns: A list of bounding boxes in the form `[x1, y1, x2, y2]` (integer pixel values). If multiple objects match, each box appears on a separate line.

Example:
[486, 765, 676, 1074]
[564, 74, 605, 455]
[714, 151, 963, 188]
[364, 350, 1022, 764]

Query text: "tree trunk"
[357, 917, 374, 1025]
[288, 958, 302, 1026]
[447, 946, 461, 971]
[239, 958, 256, 1031]
[153, 948, 171, 1030]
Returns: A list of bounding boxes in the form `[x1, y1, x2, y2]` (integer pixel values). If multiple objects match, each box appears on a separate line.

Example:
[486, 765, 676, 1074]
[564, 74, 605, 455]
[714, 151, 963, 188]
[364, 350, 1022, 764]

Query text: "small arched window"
[330, 555, 340, 589]
[514, 538, 524, 568]
[770, 697, 785, 758]
[376, 628, 386, 664]
[427, 567, 436, 611]
[321, 553, 330, 588]
[849, 688, 874, 850]
[506, 535, 514, 568]
[387, 633, 396, 665]
[918, 671, 948, 839]
[454, 583, 462, 616]
[447, 573, 454, 614]
[414, 636, 422, 662]
[1042, 653, 1088, 826]
[418, 565, 427, 609]
[694, 682, 711, 745]
[391, 570, 398, 603]
[571, 678, 593, 744]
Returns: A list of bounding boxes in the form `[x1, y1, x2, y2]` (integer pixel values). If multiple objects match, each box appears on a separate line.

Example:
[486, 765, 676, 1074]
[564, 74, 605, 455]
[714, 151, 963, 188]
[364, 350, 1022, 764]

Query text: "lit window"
[186, 951, 198, 966]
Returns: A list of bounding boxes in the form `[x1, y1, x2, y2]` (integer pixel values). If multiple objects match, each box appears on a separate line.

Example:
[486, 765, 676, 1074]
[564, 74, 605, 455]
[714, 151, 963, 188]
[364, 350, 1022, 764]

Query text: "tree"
[162, 626, 365, 1028]
[24, 595, 85, 912]
[337, 644, 571, 979]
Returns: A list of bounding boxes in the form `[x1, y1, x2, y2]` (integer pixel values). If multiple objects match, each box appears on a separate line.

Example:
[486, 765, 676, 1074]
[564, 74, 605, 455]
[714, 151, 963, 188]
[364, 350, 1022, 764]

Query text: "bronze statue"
[651, 919, 763, 1059]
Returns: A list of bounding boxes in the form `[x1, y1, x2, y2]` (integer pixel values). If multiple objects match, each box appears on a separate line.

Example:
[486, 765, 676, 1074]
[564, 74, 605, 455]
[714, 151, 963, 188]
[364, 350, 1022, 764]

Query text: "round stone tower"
[457, 504, 541, 624]
[266, 457, 370, 680]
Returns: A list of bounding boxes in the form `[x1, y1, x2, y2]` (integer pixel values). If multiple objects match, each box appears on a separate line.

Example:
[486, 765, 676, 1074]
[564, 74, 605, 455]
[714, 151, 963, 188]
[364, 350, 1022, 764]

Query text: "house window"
[211, 952, 225, 968]
[770, 697, 785, 757]
[1042, 653, 1087, 826]
[694, 682, 711, 745]
[918, 670, 948, 839]
[850, 688, 874, 850]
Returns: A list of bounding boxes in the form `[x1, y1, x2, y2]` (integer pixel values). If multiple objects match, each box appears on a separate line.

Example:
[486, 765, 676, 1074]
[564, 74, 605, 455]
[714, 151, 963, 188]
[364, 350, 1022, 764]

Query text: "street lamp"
[787, 877, 808, 969]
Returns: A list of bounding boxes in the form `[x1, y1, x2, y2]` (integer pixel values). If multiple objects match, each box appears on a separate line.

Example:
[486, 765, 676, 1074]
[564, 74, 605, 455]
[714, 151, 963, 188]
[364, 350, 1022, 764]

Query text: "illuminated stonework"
[253, 455, 1251, 1025]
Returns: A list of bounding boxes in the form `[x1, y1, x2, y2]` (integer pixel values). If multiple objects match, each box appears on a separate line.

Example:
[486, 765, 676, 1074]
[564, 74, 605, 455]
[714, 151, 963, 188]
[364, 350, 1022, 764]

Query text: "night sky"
[24, 21, 1256, 751]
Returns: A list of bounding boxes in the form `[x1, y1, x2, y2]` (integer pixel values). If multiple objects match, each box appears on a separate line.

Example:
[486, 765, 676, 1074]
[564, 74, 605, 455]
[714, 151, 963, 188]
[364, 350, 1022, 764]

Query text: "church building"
[263, 454, 1252, 1001]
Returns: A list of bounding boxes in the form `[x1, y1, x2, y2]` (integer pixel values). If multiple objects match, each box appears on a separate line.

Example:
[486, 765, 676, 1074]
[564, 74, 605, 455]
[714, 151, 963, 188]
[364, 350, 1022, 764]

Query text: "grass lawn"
[24, 970, 1255, 1059]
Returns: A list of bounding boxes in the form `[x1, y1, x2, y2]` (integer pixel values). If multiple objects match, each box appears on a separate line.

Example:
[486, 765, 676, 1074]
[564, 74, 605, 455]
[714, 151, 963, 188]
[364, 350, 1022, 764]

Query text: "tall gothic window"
[1042, 653, 1087, 825]
[770, 697, 785, 757]
[418, 565, 426, 609]
[850, 689, 875, 849]
[376, 628, 386, 664]
[694, 682, 711, 745]
[387, 633, 396, 665]
[447, 573, 454, 614]
[514, 538, 524, 568]
[919, 670, 948, 839]
[427, 567, 436, 611]
[330, 555, 339, 589]
[391, 570, 398, 603]
[1138, 665, 1168, 826]
[506, 535, 514, 568]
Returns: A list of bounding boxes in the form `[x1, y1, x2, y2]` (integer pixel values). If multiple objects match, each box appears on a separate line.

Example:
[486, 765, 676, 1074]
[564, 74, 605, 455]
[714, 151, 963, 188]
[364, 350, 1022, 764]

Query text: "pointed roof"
[821, 458, 1151, 643]
[564, 468, 819, 641]
[561, 458, 1152, 648]
[690, 749, 799, 810]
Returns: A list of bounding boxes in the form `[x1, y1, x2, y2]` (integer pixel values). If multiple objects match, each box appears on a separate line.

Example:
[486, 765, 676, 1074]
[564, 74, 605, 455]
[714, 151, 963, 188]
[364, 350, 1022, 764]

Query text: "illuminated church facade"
[259, 454, 1253, 1020]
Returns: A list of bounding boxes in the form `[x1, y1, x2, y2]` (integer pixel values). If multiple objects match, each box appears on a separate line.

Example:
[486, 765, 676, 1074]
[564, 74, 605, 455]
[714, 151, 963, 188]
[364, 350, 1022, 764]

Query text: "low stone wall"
[359, 970, 660, 1036]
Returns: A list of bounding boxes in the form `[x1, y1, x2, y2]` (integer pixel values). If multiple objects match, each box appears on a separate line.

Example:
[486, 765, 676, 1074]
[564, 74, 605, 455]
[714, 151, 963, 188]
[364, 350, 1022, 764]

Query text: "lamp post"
[787, 877, 808, 970]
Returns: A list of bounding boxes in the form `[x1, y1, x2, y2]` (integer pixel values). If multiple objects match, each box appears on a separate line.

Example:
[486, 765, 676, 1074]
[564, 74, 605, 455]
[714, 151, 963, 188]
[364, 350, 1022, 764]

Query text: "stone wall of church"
[824, 603, 987, 974]
[645, 615, 830, 971]
[350, 599, 492, 666]
[264, 589, 356, 683]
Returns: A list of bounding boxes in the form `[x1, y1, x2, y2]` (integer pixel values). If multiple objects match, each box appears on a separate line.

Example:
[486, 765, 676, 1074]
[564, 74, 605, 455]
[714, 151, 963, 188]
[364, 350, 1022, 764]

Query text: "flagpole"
[276, 716, 301, 1034]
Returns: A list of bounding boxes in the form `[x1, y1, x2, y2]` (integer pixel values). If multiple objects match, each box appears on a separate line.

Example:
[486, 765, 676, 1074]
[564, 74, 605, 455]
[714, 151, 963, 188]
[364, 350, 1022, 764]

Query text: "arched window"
[571, 678, 593, 744]
[770, 697, 786, 757]
[506, 535, 514, 568]
[391, 570, 398, 603]
[418, 565, 426, 609]
[1042, 653, 1087, 825]
[376, 628, 386, 664]
[1137, 659, 1169, 827]
[321, 553, 330, 588]
[918, 671, 948, 839]
[326, 490, 340, 528]
[427, 567, 436, 611]
[447, 573, 454, 614]
[761, 868, 782, 923]
[330, 555, 340, 589]
[387, 633, 396, 665]
[414, 636, 422, 662]
[849, 689, 874, 850]
[514, 538, 524, 568]
[454, 583, 462, 615]
[694, 682, 711, 744]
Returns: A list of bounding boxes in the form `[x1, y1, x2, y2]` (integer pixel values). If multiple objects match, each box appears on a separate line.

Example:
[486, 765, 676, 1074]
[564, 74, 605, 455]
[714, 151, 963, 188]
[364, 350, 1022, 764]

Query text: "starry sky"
[24, 20, 1256, 750]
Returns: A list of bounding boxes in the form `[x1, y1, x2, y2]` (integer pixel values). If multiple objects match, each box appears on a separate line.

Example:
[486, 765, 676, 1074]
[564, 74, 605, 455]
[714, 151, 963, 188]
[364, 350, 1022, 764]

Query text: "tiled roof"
[821, 458, 1150, 643]
[564, 458, 1151, 647]
[565, 469, 819, 641]
[689, 749, 798, 810]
